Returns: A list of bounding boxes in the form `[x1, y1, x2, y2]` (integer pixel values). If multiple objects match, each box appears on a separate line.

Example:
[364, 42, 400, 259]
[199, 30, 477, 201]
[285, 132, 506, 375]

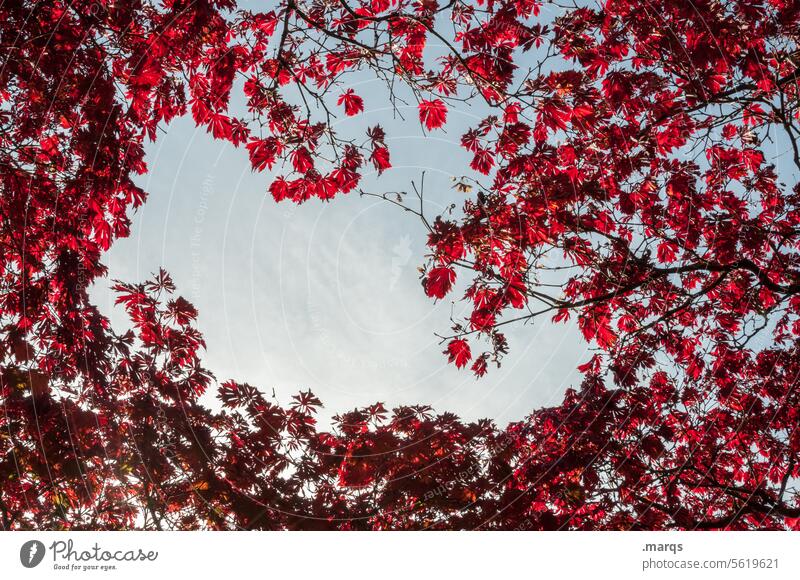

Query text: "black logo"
[20, 540, 46, 568]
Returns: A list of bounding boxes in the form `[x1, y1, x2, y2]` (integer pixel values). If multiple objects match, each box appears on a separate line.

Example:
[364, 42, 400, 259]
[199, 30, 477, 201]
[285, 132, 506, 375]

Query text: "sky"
[88, 3, 590, 427]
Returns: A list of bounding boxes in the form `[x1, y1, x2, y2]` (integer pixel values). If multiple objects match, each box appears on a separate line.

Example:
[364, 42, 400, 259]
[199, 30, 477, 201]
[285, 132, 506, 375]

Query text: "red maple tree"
[1, 0, 799, 529]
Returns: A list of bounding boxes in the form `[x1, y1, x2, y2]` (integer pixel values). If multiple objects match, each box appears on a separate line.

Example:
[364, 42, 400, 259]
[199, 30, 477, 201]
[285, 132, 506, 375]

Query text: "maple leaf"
[247, 137, 278, 172]
[471, 356, 488, 377]
[445, 339, 471, 368]
[208, 112, 233, 140]
[269, 177, 290, 201]
[424, 267, 456, 299]
[371, 146, 391, 174]
[291, 146, 314, 173]
[337, 89, 364, 116]
[418, 99, 448, 130]
[470, 148, 494, 174]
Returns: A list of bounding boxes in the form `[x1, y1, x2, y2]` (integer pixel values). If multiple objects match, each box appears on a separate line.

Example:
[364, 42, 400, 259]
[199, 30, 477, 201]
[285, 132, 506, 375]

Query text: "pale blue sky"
[88, 3, 590, 426]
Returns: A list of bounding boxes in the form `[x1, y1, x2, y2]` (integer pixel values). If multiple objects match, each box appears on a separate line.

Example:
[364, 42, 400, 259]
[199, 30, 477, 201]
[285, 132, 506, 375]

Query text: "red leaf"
[419, 99, 448, 130]
[424, 267, 456, 299]
[446, 339, 472, 368]
[471, 356, 488, 377]
[371, 146, 391, 174]
[470, 148, 494, 174]
[291, 146, 313, 173]
[337, 89, 364, 116]
[270, 177, 290, 201]
[247, 138, 278, 172]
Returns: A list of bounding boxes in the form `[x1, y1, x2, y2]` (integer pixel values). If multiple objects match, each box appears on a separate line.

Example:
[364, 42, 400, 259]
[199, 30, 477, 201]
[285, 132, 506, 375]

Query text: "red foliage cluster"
[2, 271, 796, 530]
[1, 0, 800, 529]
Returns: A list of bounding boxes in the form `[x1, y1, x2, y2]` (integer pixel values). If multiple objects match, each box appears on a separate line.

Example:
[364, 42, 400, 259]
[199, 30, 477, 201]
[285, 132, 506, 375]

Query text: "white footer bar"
[1, 531, 797, 579]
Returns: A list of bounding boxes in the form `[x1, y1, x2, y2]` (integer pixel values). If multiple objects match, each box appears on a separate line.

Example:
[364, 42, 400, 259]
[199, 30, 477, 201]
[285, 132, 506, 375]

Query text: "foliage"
[2, 0, 800, 529]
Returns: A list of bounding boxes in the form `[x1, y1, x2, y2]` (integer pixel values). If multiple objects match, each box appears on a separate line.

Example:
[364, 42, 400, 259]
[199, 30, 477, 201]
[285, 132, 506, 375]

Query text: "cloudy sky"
[89, 5, 590, 427]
